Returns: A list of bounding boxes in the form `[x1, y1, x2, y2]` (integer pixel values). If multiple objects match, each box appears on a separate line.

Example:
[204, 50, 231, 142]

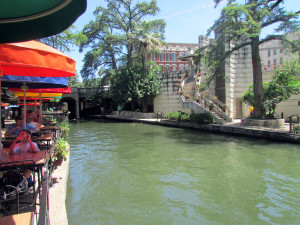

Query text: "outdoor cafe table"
[2, 134, 53, 151]
[42, 121, 57, 126]
[0, 212, 33, 225]
[0, 151, 48, 213]
[32, 134, 53, 151]
[40, 126, 60, 139]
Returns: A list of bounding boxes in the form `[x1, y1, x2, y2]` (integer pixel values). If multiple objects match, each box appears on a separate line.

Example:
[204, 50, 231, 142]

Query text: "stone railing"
[179, 95, 224, 124]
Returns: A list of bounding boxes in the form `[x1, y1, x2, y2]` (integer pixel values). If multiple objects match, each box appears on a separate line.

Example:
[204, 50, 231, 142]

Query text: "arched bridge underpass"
[62, 87, 107, 119]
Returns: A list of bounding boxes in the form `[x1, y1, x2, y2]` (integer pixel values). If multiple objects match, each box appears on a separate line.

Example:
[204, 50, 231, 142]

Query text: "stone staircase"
[153, 71, 232, 124]
[182, 78, 195, 101]
[180, 77, 232, 124]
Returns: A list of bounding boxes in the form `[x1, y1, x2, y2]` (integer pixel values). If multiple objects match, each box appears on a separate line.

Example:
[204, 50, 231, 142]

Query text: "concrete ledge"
[241, 118, 285, 128]
[49, 153, 70, 225]
[89, 115, 299, 144]
[113, 111, 157, 119]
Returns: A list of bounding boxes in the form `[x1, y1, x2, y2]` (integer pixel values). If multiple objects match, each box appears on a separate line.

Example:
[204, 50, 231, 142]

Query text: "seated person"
[9, 129, 39, 187]
[5, 117, 35, 137]
[27, 116, 44, 132]
[9, 129, 39, 154]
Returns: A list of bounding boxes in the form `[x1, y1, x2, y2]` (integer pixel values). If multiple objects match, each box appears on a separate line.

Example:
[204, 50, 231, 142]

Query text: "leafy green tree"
[200, 0, 299, 118]
[79, 0, 160, 81]
[68, 72, 84, 88]
[242, 59, 300, 117]
[40, 26, 78, 52]
[110, 61, 161, 112]
[131, 20, 165, 76]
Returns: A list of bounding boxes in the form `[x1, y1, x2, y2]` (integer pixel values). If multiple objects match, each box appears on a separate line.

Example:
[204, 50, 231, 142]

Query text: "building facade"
[198, 32, 300, 119]
[149, 43, 198, 72]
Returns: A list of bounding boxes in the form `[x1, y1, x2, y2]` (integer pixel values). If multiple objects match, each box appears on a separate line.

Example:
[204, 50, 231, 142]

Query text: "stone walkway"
[99, 115, 299, 144]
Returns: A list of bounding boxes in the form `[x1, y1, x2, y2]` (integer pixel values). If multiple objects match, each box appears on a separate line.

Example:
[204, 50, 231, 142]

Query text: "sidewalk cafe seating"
[0, 151, 49, 220]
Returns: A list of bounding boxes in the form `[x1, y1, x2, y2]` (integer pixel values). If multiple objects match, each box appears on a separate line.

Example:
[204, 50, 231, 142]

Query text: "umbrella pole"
[0, 76, 2, 146]
[21, 83, 28, 129]
[39, 93, 42, 124]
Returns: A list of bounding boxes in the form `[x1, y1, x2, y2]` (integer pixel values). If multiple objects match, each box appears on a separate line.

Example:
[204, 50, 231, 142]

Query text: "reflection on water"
[66, 119, 300, 225]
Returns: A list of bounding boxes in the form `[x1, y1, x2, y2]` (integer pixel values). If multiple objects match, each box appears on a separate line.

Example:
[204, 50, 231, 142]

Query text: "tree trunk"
[142, 96, 148, 113]
[131, 100, 136, 112]
[251, 36, 264, 118]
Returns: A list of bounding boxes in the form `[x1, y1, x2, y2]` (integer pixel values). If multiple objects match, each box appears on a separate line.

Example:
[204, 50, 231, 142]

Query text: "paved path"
[91, 115, 299, 144]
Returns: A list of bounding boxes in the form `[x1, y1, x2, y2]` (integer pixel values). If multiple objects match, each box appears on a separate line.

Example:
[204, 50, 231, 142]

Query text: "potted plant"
[178, 90, 184, 95]
[209, 103, 214, 111]
[53, 137, 69, 166]
[185, 94, 190, 99]
[59, 121, 70, 138]
[194, 94, 200, 103]
[221, 104, 227, 112]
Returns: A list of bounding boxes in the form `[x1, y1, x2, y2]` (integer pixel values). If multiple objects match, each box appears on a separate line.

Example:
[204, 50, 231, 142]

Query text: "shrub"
[292, 123, 300, 134]
[164, 111, 190, 122]
[190, 113, 215, 124]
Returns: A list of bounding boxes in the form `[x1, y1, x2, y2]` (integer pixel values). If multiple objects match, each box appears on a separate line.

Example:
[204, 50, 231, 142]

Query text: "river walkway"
[89, 114, 300, 144]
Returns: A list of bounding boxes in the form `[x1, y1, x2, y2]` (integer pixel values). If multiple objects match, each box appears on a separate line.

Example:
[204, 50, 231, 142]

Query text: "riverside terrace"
[89, 111, 300, 144]
[0, 119, 67, 225]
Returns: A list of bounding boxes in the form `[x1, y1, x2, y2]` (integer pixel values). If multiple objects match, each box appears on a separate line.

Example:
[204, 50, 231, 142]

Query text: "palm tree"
[131, 20, 165, 77]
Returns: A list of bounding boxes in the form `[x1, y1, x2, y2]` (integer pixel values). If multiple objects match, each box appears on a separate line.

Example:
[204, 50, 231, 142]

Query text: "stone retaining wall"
[241, 118, 285, 128]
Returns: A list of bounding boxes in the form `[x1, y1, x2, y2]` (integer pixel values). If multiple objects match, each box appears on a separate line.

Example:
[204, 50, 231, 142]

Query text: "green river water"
[66, 119, 300, 225]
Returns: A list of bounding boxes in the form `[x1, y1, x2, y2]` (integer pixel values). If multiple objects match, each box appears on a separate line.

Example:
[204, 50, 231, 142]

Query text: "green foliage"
[292, 123, 300, 134]
[40, 26, 78, 52]
[78, 0, 163, 81]
[59, 121, 70, 139]
[190, 113, 215, 124]
[53, 137, 69, 162]
[242, 60, 300, 118]
[68, 72, 83, 88]
[163, 111, 215, 124]
[110, 61, 161, 106]
[49, 98, 61, 103]
[163, 111, 190, 122]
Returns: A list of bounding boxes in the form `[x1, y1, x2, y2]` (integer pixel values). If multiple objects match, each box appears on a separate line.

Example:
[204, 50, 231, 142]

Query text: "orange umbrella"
[0, 41, 75, 78]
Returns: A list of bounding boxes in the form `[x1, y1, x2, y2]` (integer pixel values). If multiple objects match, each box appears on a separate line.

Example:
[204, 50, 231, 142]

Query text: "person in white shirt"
[9, 129, 39, 154]
[9, 129, 39, 187]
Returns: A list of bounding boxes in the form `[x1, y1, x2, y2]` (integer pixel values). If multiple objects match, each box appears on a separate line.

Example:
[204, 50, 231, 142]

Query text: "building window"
[166, 65, 170, 71]
[159, 53, 163, 61]
[172, 53, 176, 61]
[268, 61, 271, 67]
[179, 52, 183, 57]
[172, 65, 177, 71]
[268, 49, 271, 57]
[273, 59, 277, 65]
[185, 64, 189, 71]
[151, 53, 156, 61]
[274, 49, 277, 55]
[179, 64, 184, 71]
[166, 53, 169, 61]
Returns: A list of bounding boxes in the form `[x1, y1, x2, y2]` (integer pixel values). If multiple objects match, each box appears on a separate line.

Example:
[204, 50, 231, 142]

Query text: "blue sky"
[67, 0, 299, 74]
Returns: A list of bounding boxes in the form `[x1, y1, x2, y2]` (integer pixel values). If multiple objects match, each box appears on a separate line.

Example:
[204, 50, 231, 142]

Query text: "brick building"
[149, 43, 198, 72]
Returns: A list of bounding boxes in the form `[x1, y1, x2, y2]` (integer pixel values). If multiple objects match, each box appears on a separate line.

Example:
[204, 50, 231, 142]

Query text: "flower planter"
[53, 158, 63, 167]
